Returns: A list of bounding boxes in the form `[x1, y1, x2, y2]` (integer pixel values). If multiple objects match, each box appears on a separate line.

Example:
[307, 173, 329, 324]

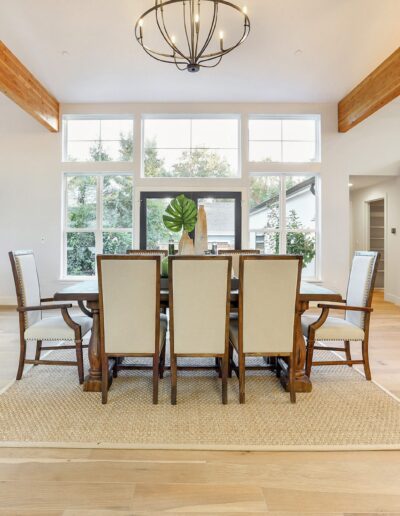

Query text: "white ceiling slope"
[0, 0, 399, 104]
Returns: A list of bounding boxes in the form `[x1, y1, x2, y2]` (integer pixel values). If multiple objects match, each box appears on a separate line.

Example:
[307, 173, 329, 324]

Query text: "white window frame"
[249, 172, 321, 281]
[62, 172, 134, 280]
[62, 114, 135, 163]
[141, 113, 242, 179]
[248, 114, 321, 165]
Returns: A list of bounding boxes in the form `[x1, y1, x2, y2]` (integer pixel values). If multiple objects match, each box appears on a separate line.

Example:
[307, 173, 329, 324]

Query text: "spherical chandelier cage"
[135, 0, 250, 72]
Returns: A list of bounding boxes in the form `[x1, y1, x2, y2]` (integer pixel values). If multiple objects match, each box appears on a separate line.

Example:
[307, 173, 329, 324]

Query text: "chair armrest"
[317, 303, 373, 313]
[18, 304, 73, 312]
[41, 297, 55, 302]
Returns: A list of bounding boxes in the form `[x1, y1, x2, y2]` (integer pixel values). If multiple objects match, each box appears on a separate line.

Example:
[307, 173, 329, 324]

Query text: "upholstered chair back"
[10, 251, 42, 329]
[126, 250, 167, 273]
[218, 250, 261, 278]
[170, 257, 231, 355]
[98, 256, 160, 355]
[346, 251, 379, 329]
[240, 256, 301, 354]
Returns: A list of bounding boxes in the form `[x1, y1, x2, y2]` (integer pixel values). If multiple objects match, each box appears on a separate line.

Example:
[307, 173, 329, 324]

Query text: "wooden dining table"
[54, 279, 342, 394]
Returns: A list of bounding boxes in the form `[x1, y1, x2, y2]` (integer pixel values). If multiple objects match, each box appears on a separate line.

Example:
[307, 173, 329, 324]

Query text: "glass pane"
[102, 232, 133, 254]
[67, 119, 100, 141]
[286, 231, 316, 277]
[146, 198, 182, 250]
[285, 176, 316, 230]
[143, 118, 239, 177]
[192, 119, 239, 148]
[283, 141, 316, 162]
[249, 119, 281, 141]
[103, 175, 133, 229]
[263, 232, 280, 254]
[144, 119, 190, 149]
[66, 175, 97, 229]
[282, 119, 316, 141]
[66, 232, 95, 276]
[249, 141, 282, 162]
[65, 118, 133, 162]
[198, 198, 235, 250]
[249, 176, 281, 230]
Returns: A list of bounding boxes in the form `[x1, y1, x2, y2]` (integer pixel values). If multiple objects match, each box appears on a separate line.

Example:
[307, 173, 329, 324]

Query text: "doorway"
[368, 199, 385, 289]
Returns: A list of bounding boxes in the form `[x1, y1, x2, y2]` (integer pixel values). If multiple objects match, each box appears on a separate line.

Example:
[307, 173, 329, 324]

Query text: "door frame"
[139, 191, 242, 250]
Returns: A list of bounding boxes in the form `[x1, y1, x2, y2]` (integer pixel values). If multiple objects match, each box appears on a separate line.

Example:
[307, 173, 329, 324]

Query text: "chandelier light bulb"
[219, 31, 224, 39]
[139, 18, 144, 27]
[242, 6, 248, 14]
[171, 35, 176, 44]
[194, 13, 200, 23]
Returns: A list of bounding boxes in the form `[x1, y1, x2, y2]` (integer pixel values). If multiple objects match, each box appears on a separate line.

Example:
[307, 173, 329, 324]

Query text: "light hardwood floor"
[0, 292, 399, 515]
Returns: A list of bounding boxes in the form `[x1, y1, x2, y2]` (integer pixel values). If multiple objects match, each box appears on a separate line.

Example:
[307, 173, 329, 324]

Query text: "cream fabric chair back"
[218, 250, 261, 278]
[345, 251, 379, 329]
[98, 256, 160, 355]
[240, 256, 302, 354]
[11, 251, 42, 329]
[170, 257, 231, 355]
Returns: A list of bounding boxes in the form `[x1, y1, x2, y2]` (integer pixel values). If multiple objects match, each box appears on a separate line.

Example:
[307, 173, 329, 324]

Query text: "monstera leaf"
[163, 194, 198, 233]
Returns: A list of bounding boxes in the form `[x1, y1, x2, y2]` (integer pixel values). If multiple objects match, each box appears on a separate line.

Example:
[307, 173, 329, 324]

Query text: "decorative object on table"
[168, 240, 176, 256]
[194, 205, 208, 255]
[212, 242, 218, 255]
[134, 1, 251, 73]
[163, 194, 197, 255]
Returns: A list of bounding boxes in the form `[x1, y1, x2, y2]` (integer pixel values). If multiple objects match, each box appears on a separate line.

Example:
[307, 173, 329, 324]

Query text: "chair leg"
[305, 337, 315, 378]
[153, 353, 159, 405]
[102, 356, 108, 404]
[16, 338, 27, 380]
[289, 354, 296, 404]
[362, 339, 372, 381]
[34, 340, 42, 365]
[159, 341, 166, 379]
[228, 343, 233, 378]
[112, 360, 118, 378]
[344, 340, 352, 366]
[222, 355, 228, 405]
[75, 339, 84, 385]
[239, 352, 245, 404]
[171, 354, 177, 405]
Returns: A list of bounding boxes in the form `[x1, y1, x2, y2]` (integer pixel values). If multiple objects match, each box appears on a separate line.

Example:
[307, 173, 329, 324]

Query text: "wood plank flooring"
[0, 292, 399, 514]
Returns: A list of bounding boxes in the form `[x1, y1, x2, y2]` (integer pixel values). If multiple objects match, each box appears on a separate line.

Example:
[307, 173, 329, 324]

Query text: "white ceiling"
[0, 0, 399, 104]
[349, 175, 399, 191]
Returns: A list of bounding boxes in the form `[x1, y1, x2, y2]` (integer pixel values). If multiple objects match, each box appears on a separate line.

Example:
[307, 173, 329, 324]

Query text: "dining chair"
[218, 249, 261, 278]
[229, 255, 303, 404]
[126, 249, 168, 257]
[169, 256, 232, 405]
[97, 254, 167, 404]
[9, 250, 92, 384]
[302, 251, 380, 380]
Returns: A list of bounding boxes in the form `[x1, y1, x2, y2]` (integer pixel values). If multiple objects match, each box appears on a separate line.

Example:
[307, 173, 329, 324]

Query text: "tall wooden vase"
[194, 205, 208, 255]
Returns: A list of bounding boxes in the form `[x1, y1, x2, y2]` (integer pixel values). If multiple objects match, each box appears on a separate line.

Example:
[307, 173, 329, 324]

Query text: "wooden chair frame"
[126, 249, 168, 257]
[9, 250, 87, 384]
[305, 251, 380, 380]
[168, 255, 232, 405]
[230, 255, 303, 404]
[97, 254, 166, 405]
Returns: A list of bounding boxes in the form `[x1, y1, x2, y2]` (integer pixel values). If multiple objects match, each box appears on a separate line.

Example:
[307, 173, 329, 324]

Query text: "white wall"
[0, 96, 399, 304]
[350, 177, 400, 304]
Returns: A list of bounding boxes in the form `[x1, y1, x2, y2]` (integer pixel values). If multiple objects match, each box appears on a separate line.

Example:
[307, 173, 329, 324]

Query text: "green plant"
[163, 194, 198, 233]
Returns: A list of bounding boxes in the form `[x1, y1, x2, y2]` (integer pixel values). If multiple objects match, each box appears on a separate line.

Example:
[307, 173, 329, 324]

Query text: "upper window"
[142, 116, 240, 178]
[249, 116, 320, 163]
[63, 116, 134, 162]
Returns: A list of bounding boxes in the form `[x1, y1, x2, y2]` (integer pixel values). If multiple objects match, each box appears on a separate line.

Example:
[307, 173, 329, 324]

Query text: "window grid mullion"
[279, 175, 286, 254]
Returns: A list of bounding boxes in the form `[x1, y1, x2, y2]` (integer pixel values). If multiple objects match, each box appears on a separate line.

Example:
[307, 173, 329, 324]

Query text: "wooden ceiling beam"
[0, 41, 59, 132]
[338, 47, 400, 133]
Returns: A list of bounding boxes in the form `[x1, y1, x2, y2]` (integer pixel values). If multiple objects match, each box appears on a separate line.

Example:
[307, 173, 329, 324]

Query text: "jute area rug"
[1, 349, 399, 451]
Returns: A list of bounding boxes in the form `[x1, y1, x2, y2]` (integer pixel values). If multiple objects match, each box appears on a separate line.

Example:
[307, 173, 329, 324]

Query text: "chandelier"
[135, 0, 250, 72]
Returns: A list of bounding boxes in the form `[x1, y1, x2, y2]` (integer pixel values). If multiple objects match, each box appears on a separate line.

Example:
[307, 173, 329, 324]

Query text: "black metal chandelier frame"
[134, 0, 250, 72]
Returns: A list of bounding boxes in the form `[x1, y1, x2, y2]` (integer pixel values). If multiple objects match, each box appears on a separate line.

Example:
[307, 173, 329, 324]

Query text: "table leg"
[279, 300, 312, 393]
[83, 301, 113, 392]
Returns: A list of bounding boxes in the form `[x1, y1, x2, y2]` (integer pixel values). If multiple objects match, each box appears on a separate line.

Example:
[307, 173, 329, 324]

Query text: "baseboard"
[385, 292, 400, 305]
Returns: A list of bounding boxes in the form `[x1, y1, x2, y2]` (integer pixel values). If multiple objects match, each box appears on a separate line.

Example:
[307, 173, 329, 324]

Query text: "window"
[142, 116, 240, 177]
[249, 116, 320, 163]
[140, 192, 242, 250]
[63, 174, 133, 277]
[63, 116, 134, 162]
[249, 174, 319, 278]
